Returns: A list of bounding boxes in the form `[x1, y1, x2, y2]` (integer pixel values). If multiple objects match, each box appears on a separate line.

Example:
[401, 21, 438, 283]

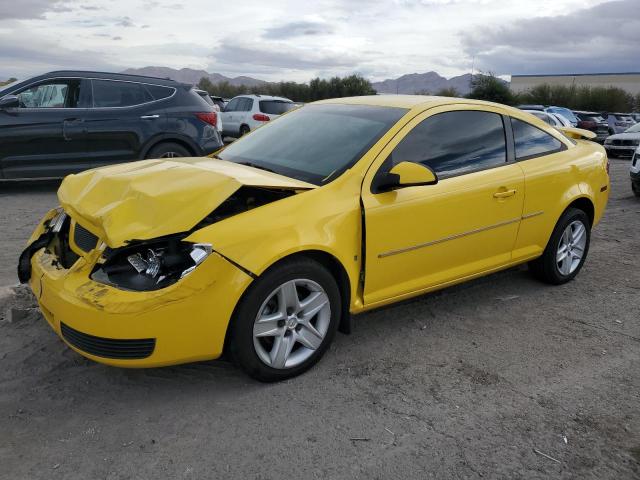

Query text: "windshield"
[259, 100, 296, 115]
[0, 79, 21, 97]
[625, 123, 640, 133]
[547, 107, 578, 123]
[217, 104, 407, 185]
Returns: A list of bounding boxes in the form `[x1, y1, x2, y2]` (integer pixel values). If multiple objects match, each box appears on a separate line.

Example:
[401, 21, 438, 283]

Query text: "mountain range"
[121, 67, 267, 87]
[371, 72, 477, 95]
[121, 67, 490, 95]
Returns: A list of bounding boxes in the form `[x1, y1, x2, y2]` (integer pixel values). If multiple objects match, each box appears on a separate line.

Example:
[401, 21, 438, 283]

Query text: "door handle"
[140, 114, 160, 119]
[493, 189, 517, 199]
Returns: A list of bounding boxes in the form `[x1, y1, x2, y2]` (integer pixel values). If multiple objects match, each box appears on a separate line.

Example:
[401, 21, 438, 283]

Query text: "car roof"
[234, 94, 292, 102]
[314, 94, 525, 114]
[31, 70, 188, 88]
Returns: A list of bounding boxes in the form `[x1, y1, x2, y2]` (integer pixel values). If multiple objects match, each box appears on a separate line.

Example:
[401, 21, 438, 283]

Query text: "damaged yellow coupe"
[20, 96, 610, 381]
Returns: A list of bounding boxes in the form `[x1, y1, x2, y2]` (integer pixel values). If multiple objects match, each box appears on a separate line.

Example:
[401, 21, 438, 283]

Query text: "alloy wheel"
[160, 151, 179, 158]
[556, 220, 587, 275]
[253, 279, 331, 369]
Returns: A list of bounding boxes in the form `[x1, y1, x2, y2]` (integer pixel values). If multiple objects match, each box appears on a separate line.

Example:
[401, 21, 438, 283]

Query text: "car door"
[361, 106, 525, 306]
[221, 97, 242, 135]
[79, 79, 165, 168]
[0, 78, 91, 179]
[509, 117, 577, 262]
[239, 97, 254, 129]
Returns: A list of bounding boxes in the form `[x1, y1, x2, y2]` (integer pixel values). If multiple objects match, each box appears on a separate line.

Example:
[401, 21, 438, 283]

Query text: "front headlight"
[604, 138, 612, 145]
[91, 239, 212, 291]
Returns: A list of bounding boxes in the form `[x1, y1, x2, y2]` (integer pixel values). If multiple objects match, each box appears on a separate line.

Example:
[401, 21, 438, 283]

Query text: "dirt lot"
[1, 161, 639, 479]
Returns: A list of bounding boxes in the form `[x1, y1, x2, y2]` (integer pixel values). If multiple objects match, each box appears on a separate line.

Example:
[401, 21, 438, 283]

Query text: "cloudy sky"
[1, 0, 638, 82]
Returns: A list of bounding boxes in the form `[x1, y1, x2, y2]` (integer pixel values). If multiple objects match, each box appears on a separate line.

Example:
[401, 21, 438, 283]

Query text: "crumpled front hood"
[58, 157, 315, 247]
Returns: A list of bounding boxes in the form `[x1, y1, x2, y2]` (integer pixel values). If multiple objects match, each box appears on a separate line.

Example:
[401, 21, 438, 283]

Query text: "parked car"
[574, 111, 609, 142]
[194, 89, 223, 131]
[0, 71, 223, 179]
[603, 123, 640, 158]
[523, 110, 572, 128]
[544, 106, 579, 127]
[518, 105, 579, 127]
[631, 146, 640, 197]
[630, 113, 640, 123]
[517, 104, 545, 111]
[603, 112, 635, 134]
[220, 94, 296, 138]
[18, 96, 610, 381]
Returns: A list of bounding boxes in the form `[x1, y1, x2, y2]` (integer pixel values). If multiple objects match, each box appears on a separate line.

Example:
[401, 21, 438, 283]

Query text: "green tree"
[466, 73, 513, 104]
[197, 74, 376, 102]
[434, 87, 459, 97]
[514, 83, 635, 112]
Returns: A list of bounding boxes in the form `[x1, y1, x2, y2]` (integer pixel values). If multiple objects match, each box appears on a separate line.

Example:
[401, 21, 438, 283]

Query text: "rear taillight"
[195, 112, 218, 127]
[253, 113, 270, 122]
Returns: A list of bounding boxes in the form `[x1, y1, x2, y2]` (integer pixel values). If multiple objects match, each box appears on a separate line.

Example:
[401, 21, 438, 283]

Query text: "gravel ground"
[1, 160, 639, 479]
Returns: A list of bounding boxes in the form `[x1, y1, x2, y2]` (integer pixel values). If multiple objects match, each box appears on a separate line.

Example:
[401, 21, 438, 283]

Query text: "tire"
[145, 142, 191, 159]
[632, 182, 640, 198]
[239, 125, 250, 137]
[528, 207, 591, 285]
[228, 258, 341, 382]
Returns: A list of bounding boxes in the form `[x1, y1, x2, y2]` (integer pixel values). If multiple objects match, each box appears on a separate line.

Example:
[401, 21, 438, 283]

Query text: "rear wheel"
[529, 208, 590, 285]
[146, 142, 191, 159]
[239, 125, 250, 137]
[632, 182, 640, 197]
[228, 258, 341, 382]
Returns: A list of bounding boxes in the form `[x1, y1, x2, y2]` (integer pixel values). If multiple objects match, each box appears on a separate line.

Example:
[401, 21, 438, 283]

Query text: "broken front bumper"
[24, 213, 253, 368]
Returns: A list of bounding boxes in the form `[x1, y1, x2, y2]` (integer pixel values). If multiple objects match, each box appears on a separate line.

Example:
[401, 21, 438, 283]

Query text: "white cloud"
[0, 0, 626, 83]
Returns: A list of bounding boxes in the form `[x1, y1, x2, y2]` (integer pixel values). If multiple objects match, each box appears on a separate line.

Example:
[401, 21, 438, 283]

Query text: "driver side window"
[16, 80, 77, 108]
[391, 110, 507, 178]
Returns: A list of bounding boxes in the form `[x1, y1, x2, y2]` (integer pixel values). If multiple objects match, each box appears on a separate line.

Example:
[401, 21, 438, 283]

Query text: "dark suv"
[0, 71, 223, 179]
[574, 111, 609, 142]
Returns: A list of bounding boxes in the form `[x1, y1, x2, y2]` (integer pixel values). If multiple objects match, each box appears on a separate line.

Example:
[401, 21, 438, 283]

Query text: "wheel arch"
[140, 134, 199, 159]
[260, 250, 352, 335]
[222, 248, 353, 356]
[566, 196, 595, 226]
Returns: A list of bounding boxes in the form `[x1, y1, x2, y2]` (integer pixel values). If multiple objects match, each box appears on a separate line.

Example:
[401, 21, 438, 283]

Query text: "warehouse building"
[510, 73, 640, 95]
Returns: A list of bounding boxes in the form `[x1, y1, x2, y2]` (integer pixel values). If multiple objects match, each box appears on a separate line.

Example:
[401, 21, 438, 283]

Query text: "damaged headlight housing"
[91, 239, 212, 291]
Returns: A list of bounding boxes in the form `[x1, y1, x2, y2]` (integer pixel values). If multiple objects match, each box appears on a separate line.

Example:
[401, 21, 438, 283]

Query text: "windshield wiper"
[236, 161, 277, 174]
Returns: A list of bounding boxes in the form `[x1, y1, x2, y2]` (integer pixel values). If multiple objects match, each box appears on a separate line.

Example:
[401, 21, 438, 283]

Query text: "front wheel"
[528, 208, 590, 285]
[228, 258, 341, 382]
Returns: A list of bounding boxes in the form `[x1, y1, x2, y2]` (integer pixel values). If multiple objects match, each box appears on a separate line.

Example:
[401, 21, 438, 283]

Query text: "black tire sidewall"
[541, 208, 591, 284]
[229, 258, 341, 382]
[146, 142, 190, 159]
[239, 125, 250, 136]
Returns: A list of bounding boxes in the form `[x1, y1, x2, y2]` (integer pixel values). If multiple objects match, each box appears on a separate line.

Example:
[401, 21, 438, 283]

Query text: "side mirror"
[372, 161, 438, 193]
[0, 95, 19, 109]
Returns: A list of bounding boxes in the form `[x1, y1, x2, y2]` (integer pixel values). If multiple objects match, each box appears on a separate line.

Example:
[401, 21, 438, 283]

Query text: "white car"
[631, 146, 640, 197]
[604, 123, 640, 158]
[220, 94, 296, 138]
[523, 110, 573, 128]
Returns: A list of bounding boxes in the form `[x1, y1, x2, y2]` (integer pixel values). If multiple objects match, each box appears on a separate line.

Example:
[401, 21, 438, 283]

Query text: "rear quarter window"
[92, 80, 153, 107]
[145, 84, 175, 100]
[511, 118, 564, 160]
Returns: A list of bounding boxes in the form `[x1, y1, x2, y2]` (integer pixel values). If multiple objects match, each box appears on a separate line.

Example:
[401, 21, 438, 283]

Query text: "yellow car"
[19, 95, 610, 381]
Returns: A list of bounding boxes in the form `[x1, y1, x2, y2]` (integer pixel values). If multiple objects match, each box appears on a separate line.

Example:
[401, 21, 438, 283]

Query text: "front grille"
[74, 222, 98, 252]
[61, 322, 155, 359]
[611, 139, 637, 146]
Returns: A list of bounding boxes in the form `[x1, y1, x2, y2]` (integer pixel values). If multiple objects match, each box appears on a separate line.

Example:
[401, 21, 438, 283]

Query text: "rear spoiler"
[559, 127, 597, 140]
